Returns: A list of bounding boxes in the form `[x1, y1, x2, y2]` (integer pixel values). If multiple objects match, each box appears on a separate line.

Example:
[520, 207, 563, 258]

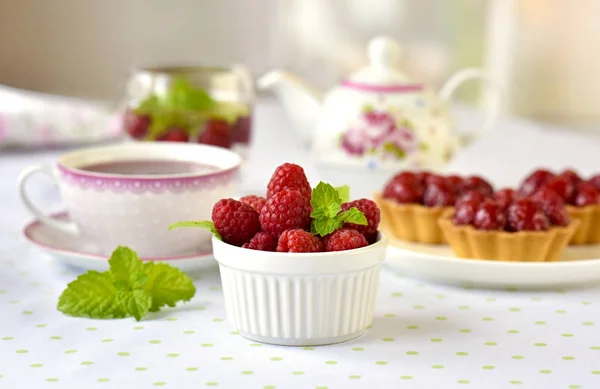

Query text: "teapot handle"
[438, 68, 504, 140]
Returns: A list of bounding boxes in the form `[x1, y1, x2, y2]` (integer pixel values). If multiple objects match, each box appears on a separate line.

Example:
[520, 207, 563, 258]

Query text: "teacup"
[18, 142, 241, 256]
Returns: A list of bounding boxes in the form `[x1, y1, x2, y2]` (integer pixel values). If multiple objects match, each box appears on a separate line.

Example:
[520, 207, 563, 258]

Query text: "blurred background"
[0, 0, 599, 131]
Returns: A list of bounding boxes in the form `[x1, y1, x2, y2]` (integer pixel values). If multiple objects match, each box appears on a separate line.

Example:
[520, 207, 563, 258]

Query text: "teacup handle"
[18, 165, 79, 235]
[438, 68, 504, 139]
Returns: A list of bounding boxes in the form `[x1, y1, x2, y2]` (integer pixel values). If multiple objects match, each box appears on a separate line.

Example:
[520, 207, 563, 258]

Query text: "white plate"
[385, 239, 600, 289]
[23, 212, 216, 272]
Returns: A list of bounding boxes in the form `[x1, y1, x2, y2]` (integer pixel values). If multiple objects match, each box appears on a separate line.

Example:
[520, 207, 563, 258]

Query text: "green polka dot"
[349, 375, 361, 379]
[101, 338, 113, 343]
[460, 329, 471, 333]
[22, 310, 33, 315]
[135, 367, 147, 371]
[315, 387, 328, 389]
[212, 318, 224, 322]
[562, 356, 575, 360]
[456, 352, 468, 356]
[512, 356, 524, 360]
[385, 313, 396, 318]
[583, 322, 594, 326]
[484, 342, 497, 346]
[86, 327, 97, 331]
[221, 357, 233, 361]
[407, 326, 419, 330]
[133, 326, 144, 330]
[209, 285, 220, 291]
[413, 305, 424, 309]
[562, 333, 574, 337]
[64, 350, 77, 354]
[582, 301, 592, 305]
[201, 343, 213, 348]
[430, 338, 443, 343]
[30, 364, 43, 368]
[293, 372, 304, 375]
[392, 292, 402, 297]
[375, 361, 387, 365]
[482, 317, 494, 322]
[569, 385, 582, 389]
[81, 361, 93, 366]
[117, 352, 130, 356]
[0, 290, 4, 294]
[366, 325, 372, 329]
[16, 349, 28, 354]
[166, 317, 178, 321]
[241, 371, 253, 375]
[534, 343, 547, 347]
[49, 336, 62, 340]
[591, 346, 600, 350]
[186, 367, 198, 372]
[352, 347, 364, 351]
[437, 294, 447, 298]
[9, 300, 19, 304]
[400, 376, 412, 380]
[303, 347, 315, 351]
[510, 380, 522, 385]
[556, 310, 567, 314]
[486, 297, 496, 302]
[539, 370, 552, 374]
[153, 382, 166, 386]
[458, 305, 470, 309]
[436, 316, 447, 321]
[196, 306, 205, 310]
[509, 308, 520, 312]
[270, 357, 283, 361]
[508, 330, 519, 334]
[2, 336, 13, 340]
[46, 378, 59, 383]
[382, 337, 394, 342]
[36, 324, 47, 328]
[431, 365, 444, 369]
[97, 378, 110, 383]
[458, 380, 470, 384]
[482, 365, 495, 370]
[263, 386, 275, 389]
[406, 351, 419, 355]
[167, 353, 179, 358]
[506, 287, 518, 292]
[183, 330, 195, 334]
[250, 343, 262, 347]
[535, 321, 546, 325]
[150, 340, 162, 344]
[325, 360, 338, 365]
[592, 371, 600, 375]
[531, 297, 542, 301]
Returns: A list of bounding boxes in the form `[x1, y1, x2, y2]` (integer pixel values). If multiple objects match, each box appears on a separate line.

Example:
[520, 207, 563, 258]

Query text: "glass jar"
[122, 65, 254, 157]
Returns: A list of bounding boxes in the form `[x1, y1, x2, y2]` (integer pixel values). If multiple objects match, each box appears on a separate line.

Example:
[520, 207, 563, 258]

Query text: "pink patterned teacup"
[18, 142, 241, 256]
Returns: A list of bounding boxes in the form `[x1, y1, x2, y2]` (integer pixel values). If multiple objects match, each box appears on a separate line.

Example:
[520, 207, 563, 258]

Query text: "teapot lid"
[347, 36, 415, 86]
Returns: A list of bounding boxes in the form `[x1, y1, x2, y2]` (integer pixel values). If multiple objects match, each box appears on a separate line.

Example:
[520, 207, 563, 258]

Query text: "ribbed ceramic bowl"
[212, 233, 388, 346]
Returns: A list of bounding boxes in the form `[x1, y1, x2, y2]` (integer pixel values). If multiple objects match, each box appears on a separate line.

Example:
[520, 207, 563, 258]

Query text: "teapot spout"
[258, 70, 322, 144]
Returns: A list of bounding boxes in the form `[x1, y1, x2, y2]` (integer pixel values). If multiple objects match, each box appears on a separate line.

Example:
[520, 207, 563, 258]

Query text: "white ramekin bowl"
[212, 233, 388, 346]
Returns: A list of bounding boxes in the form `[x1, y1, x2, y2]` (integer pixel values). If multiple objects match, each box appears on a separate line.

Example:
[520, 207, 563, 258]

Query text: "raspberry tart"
[374, 171, 493, 244]
[439, 192, 579, 261]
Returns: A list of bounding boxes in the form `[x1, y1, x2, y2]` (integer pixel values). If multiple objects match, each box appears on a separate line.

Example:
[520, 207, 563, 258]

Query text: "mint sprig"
[169, 220, 222, 240]
[57, 246, 195, 321]
[310, 182, 367, 237]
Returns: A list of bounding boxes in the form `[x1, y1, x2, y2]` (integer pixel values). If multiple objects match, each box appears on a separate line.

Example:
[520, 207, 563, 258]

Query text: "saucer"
[385, 236, 600, 289]
[23, 212, 216, 272]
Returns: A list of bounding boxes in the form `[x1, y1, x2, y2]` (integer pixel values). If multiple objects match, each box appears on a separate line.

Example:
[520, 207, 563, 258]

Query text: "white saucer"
[24, 212, 216, 272]
[385, 238, 600, 289]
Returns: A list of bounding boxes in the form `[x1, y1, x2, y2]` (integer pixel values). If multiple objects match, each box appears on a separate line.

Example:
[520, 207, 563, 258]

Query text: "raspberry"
[493, 188, 520, 210]
[588, 175, 600, 191]
[473, 200, 506, 230]
[559, 169, 582, 186]
[277, 229, 324, 253]
[453, 199, 480, 225]
[459, 190, 487, 204]
[267, 163, 312, 199]
[531, 187, 569, 226]
[239, 195, 267, 214]
[446, 175, 464, 194]
[325, 228, 368, 252]
[198, 119, 232, 148]
[425, 174, 447, 188]
[340, 199, 380, 236]
[212, 199, 261, 246]
[574, 182, 600, 206]
[544, 176, 575, 203]
[463, 176, 494, 197]
[414, 171, 432, 185]
[519, 169, 554, 197]
[382, 173, 424, 204]
[507, 198, 549, 231]
[232, 116, 252, 144]
[259, 190, 311, 235]
[423, 182, 455, 207]
[242, 231, 278, 251]
[123, 110, 150, 139]
[157, 127, 189, 142]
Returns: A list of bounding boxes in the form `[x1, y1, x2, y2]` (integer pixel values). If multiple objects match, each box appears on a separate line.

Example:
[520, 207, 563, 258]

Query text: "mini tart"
[438, 213, 579, 262]
[566, 205, 600, 245]
[374, 192, 451, 244]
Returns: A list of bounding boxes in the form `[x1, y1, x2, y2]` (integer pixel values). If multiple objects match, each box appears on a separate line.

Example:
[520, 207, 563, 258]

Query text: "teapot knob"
[368, 36, 402, 71]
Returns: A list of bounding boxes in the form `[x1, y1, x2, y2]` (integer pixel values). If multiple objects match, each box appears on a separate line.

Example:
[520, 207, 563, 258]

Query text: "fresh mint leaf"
[312, 217, 343, 237]
[117, 289, 152, 322]
[143, 262, 196, 312]
[109, 246, 147, 289]
[164, 78, 215, 111]
[168, 220, 222, 240]
[339, 207, 368, 226]
[310, 182, 341, 210]
[57, 271, 125, 319]
[335, 185, 350, 203]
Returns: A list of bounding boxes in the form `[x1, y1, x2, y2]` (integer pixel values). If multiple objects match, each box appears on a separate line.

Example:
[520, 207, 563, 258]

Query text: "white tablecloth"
[1, 99, 600, 389]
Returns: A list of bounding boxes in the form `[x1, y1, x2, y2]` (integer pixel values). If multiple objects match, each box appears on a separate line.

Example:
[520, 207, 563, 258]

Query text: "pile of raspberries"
[211, 163, 380, 252]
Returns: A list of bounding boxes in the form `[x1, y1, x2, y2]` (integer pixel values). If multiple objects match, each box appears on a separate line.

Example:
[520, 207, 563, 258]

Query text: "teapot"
[258, 36, 503, 197]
